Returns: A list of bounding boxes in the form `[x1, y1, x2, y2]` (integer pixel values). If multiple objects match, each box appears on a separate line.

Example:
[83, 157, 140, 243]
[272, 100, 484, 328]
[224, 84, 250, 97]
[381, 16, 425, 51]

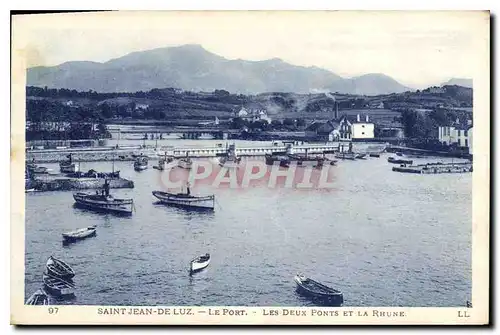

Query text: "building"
[438, 119, 473, 154]
[135, 103, 149, 111]
[235, 107, 272, 123]
[351, 114, 375, 140]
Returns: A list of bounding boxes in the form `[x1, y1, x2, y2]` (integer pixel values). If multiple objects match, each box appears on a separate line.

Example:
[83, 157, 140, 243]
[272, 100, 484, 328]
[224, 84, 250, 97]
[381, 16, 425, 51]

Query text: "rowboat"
[369, 153, 380, 158]
[294, 274, 344, 306]
[42, 273, 75, 297]
[25, 289, 50, 305]
[387, 157, 413, 165]
[355, 153, 367, 159]
[190, 253, 211, 274]
[62, 225, 97, 243]
[73, 193, 134, 215]
[46, 256, 75, 279]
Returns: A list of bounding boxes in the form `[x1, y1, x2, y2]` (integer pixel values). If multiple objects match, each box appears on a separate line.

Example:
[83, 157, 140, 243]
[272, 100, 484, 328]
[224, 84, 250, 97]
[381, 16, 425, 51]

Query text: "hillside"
[27, 44, 410, 95]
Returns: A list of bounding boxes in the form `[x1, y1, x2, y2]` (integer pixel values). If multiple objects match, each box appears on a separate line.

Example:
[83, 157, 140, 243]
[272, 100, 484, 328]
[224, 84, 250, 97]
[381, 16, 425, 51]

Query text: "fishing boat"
[355, 153, 367, 159]
[134, 156, 148, 171]
[42, 273, 75, 297]
[62, 225, 97, 243]
[387, 157, 413, 165]
[152, 184, 215, 211]
[46, 256, 75, 279]
[26, 163, 49, 174]
[73, 179, 134, 215]
[178, 153, 193, 169]
[25, 289, 50, 305]
[60, 153, 79, 173]
[218, 144, 241, 168]
[190, 253, 211, 274]
[294, 274, 344, 306]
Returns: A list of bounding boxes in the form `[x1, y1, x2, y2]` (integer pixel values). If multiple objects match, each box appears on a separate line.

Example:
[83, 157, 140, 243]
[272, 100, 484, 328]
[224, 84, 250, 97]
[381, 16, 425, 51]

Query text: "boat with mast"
[152, 183, 215, 211]
[73, 179, 134, 215]
[218, 143, 241, 168]
[178, 152, 193, 169]
[134, 155, 148, 171]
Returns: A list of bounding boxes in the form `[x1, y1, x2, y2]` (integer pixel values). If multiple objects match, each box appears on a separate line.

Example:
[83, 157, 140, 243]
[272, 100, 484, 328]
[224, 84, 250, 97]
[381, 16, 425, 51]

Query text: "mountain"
[27, 44, 411, 95]
[441, 78, 473, 88]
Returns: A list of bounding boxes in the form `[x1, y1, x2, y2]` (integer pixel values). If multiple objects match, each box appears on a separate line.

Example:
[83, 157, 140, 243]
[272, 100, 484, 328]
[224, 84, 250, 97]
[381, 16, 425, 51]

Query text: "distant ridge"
[28, 44, 412, 95]
[441, 78, 473, 88]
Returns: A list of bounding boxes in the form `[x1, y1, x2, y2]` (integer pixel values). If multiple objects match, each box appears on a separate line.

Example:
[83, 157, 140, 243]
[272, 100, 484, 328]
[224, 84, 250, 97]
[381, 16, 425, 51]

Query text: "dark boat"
[46, 256, 75, 279]
[294, 274, 343, 306]
[73, 180, 134, 215]
[62, 225, 97, 243]
[369, 153, 380, 158]
[134, 156, 148, 171]
[387, 157, 413, 165]
[42, 273, 75, 297]
[190, 253, 211, 274]
[334, 152, 356, 160]
[152, 185, 215, 211]
[25, 289, 50, 305]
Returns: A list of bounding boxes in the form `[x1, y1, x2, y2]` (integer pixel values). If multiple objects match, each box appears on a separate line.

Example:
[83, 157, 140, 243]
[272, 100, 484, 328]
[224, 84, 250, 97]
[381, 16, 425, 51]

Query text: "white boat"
[190, 253, 211, 274]
[62, 225, 97, 242]
[152, 185, 215, 211]
[26, 289, 50, 305]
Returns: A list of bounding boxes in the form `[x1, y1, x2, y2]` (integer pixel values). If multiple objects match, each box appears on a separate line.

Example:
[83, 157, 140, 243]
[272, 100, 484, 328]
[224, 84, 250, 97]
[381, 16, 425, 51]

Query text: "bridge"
[107, 126, 240, 140]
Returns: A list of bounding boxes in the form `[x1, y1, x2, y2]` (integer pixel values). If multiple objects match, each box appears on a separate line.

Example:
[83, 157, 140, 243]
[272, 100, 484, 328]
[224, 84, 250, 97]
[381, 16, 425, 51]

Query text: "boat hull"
[190, 259, 210, 274]
[73, 193, 134, 215]
[153, 191, 214, 211]
[294, 276, 343, 306]
[62, 228, 97, 242]
[25, 289, 49, 305]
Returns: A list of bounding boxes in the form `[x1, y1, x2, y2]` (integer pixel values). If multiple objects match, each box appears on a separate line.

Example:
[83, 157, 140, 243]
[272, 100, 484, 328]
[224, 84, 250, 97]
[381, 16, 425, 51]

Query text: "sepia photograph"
[10, 10, 490, 325]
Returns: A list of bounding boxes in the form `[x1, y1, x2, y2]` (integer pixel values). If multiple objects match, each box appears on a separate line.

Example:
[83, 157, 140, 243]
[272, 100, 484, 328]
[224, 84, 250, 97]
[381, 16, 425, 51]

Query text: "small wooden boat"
[294, 274, 344, 306]
[190, 253, 211, 274]
[73, 192, 134, 215]
[46, 256, 75, 279]
[154, 156, 175, 170]
[26, 289, 50, 305]
[369, 153, 380, 158]
[62, 225, 97, 242]
[387, 157, 413, 165]
[152, 184, 215, 211]
[42, 273, 75, 297]
[27, 164, 49, 174]
[134, 156, 148, 171]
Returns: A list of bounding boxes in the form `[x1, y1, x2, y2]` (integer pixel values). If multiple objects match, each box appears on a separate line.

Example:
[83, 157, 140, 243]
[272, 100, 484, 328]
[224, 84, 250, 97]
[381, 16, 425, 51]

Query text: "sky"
[13, 11, 489, 89]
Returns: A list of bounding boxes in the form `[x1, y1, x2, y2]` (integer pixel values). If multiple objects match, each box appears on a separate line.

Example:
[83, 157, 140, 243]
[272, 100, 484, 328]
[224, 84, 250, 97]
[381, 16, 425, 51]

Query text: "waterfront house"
[305, 114, 374, 142]
[438, 119, 473, 154]
[350, 114, 375, 140]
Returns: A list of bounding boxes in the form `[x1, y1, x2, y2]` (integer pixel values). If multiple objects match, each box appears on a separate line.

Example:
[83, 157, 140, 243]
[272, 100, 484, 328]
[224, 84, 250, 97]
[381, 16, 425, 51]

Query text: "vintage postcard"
[11, 11, 490, 325]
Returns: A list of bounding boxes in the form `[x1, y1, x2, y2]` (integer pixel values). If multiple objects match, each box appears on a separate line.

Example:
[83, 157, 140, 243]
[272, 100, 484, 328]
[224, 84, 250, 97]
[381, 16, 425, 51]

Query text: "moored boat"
[134, 156, 148, 171]
[294, 274, 344, 306]
[219, 144, 241, 168]
[42, 273, 75, 297]
[46, 256, 75, 279]
[152, 184, 215, 211]
[190, 253, 211, 274]
[62, 225, 97, 243]
[369, 153, 380, 158]
[387, 157, 413, 165]
[25, 289, 50, 305]
[73, 179, 134, 215]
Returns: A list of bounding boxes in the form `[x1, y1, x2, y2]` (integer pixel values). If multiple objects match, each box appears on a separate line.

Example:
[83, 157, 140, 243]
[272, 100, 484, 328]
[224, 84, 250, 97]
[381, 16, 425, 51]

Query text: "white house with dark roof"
[438, 119, 473, 154]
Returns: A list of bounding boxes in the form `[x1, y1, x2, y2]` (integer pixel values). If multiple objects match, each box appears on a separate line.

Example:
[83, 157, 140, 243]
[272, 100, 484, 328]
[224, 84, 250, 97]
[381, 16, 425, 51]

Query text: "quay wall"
[28, 177, 134, 192]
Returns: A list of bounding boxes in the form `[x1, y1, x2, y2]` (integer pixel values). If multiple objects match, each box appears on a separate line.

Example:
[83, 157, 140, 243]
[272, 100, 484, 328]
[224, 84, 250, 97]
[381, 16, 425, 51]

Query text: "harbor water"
[25, 143, 471, 307]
